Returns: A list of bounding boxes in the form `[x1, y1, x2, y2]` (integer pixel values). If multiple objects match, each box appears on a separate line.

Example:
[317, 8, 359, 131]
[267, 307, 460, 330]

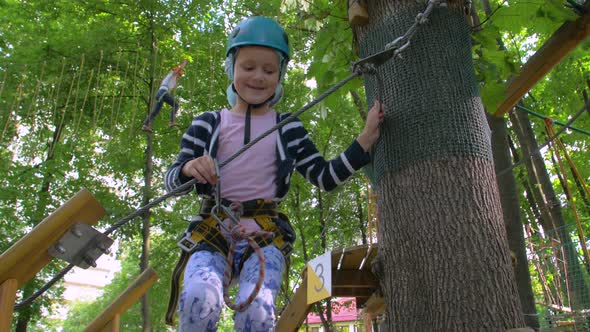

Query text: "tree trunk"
[356, 187, 368, 245]
[316, 190, 334, 331]
[511, 109, 590, 309]
[488, 114, 539, 330]
[354, 1, 524, 330]
[139, 18, 156, 332]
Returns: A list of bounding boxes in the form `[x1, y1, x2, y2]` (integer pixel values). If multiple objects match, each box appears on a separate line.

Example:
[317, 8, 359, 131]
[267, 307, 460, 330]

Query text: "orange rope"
[545, 118, 590, 272]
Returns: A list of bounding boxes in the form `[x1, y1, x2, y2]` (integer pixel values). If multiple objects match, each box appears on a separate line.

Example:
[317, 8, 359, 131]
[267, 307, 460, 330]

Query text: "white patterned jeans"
[178, 242, 285, 332]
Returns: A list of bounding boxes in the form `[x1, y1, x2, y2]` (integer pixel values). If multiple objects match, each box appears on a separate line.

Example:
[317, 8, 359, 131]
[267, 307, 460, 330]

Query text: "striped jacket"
[165, 110, 370, 201]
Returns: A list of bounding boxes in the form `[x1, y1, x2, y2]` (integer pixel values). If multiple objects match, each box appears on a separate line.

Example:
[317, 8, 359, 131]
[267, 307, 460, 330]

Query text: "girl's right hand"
[181, 156, 218, 185]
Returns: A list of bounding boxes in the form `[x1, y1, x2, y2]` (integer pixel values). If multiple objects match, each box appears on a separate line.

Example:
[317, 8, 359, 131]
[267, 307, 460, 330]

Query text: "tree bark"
[488, 114, 539, 330]
[139, 16, 156, 332]
[356, 187, 368, 245]
[354, 1, 524, 329]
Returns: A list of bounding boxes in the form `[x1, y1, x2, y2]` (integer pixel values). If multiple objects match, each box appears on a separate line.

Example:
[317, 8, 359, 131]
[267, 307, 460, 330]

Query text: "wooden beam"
[277, 245, 380, 332]
[495, 4, 590, 117]
[332, 288, 375, 297]
[332, 269, 378, 289]
[0, 279, 18, 332]
[98, 314, 120, 332]
[84, 268, 159, 332]
[276, 274, 311, 332]
[0, 189, 106, 287]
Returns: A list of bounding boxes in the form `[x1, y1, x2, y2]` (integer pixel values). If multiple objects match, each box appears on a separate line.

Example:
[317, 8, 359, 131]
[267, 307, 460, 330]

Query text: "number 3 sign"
[307, 251, 331, 304]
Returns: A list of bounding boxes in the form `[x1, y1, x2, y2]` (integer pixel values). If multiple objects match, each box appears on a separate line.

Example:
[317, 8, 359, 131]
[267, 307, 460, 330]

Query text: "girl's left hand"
[357, 100, 385, 152]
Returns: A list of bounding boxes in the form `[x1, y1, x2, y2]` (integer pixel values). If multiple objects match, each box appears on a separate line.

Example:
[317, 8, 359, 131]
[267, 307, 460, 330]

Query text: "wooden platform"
[276, 244, 381, 332]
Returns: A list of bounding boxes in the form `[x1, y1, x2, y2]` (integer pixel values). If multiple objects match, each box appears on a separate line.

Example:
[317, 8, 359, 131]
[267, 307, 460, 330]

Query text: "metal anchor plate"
[48, 223, 114, 269]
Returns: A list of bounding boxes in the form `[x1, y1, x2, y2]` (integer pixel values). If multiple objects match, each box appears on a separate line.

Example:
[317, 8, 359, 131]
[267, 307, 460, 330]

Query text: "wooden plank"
[495, 4, 590, 117]
[332, 244, 377, 270]
[332, 270, 378, 289]
[332, 288, 374, 297]
[0, 189, 106, 287]
[0, 279, 18, 332]
[84, 268, 159, 332]
[98, 314, 120, 332]
[276, 274, 311, 332]
[277, 247, 380, 332]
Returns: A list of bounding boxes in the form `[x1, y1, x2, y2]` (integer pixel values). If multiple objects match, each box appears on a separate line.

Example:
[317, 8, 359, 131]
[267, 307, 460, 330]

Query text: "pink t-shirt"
[217, 108, 278, 233]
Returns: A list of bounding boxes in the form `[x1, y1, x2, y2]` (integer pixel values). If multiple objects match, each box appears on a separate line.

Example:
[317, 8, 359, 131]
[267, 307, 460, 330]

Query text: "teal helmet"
[226, 16, 290, 60]
[225, 16, 290, 107]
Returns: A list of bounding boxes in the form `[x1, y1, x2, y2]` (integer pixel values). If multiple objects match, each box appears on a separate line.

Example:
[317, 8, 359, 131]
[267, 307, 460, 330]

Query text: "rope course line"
[25, 61, 47, 127]
[497, 99, 590, 177]
[128, 56, 143, 138]
[51, 58, 67, 127]
[50, 69, 76, 158]
[69, 68, 94, 154]
[93, 50, 104, 128]
[113, 59, 130, 132]
[14, 0, 447, 311]
[545, 119, 590, 271]
[71, 55, 85, 126]
[109, 48, 123, 131]
[1, 64, 27, 143]
[516, 104, 590, 137]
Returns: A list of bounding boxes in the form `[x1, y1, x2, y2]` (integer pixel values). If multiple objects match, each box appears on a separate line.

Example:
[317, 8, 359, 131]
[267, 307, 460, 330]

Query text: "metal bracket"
[48, 223, 114, 269]
[351, 47, 399, 74]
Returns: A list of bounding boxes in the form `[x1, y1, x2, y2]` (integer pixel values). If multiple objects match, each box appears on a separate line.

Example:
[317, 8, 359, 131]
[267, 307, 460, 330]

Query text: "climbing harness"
[166, 200, 294, 323]
[16, 0, 448, 313]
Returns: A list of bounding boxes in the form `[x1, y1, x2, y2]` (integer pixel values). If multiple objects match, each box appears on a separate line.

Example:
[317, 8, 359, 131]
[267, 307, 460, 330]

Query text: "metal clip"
[177, 233, 197, 253]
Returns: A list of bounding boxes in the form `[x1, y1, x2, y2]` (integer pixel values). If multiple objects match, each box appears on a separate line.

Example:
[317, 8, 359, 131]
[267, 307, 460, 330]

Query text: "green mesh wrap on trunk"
[357, 4, 492, 185]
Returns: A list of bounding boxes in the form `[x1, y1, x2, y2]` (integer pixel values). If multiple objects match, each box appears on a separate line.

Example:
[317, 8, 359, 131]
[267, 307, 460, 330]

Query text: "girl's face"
[233, 46, 280, 106]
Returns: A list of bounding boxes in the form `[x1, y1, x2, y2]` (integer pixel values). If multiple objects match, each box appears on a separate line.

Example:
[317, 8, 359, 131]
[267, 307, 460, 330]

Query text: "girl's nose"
[252, 69, 265, 81]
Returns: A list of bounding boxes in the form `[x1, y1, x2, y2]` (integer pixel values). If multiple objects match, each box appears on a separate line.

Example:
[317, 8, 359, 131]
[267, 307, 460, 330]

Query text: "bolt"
[55, 243, 66, 254]
[83, 256, 97, 268]
[97, 242, 110, 254]
[71, 226, 83, 238]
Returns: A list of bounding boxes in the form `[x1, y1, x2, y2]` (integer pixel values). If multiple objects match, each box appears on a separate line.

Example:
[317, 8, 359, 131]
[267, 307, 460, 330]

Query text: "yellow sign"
[307, 251, 331, 305]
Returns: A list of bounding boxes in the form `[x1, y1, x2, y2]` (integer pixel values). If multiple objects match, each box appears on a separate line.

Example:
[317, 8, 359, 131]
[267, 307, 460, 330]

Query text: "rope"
[113, 60, 130, 132]
[25, 61, 47, 126]
[109, 48, 122, 131]
[2, 65, 26, 142]
[70, 69, 94, 152]
[51, 58, 67, 126]
[223, 223, 273, 311]
[93, 50, 104, 128]
[544, 119, 590, 272]
[516, 104, 590, 137]
[497, 99, 590, 177]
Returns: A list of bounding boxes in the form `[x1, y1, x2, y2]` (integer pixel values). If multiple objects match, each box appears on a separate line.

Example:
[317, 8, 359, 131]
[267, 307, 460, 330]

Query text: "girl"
[165, 16, 384, 331]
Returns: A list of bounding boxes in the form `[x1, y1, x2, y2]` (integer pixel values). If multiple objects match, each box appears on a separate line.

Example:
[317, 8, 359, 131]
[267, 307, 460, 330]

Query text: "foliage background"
[1, 0, 589, 330]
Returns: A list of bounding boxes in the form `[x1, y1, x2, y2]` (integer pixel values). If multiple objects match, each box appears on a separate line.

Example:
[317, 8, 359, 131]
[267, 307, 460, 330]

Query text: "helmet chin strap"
[232, 84, 275, 145]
